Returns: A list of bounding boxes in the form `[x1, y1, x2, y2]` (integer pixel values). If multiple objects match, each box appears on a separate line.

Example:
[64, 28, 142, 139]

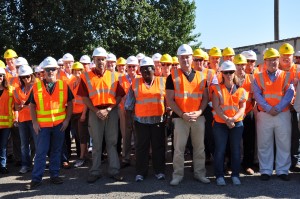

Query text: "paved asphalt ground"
[1, 141, 300, 199]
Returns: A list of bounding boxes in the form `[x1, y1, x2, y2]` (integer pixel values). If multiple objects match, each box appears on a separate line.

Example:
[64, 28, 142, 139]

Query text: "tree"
[0, 0, 200, 64]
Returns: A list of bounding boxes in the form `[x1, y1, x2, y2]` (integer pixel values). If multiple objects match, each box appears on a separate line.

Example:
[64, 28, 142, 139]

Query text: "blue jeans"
[213, 121, 244, 178]
[0, 128, 10, 168]
[32, 123, 65, 182]
[19, 121, 37, 168]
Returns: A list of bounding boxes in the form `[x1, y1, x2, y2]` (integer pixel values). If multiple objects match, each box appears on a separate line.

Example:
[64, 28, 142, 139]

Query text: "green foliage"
[0, 0, 200, 64]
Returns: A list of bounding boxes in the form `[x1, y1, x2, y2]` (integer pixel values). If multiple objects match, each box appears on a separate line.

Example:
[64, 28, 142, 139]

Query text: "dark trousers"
[135, 121, 165, 177]
[242, 110, 256, 169]
[204, 106, 214, 159]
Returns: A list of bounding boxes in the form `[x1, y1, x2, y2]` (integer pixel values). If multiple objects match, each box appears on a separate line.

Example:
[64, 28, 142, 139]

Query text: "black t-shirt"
[0, 89, 3, 97]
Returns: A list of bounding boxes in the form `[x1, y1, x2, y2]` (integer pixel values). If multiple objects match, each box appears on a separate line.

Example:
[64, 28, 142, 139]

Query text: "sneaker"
[170, 178, 182, 186]
[74, 159, 85, 168]
[19, 166, 31, 174]
[25, 181, 41, 190]
[87, 174, 102, 183]
[216, 177, 226, 186]
[231, 177, 241, 185]
[155, 173, 165, 180]
[194, 176, 211, 184]
[135, 175, 144, 182]
[50, 176, 64, 184]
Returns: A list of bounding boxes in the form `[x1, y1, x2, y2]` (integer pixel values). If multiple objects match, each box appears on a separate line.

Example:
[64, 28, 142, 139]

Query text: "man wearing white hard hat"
[294, 51, 300, 65]
[25, 56, 74, 190]
[80, 55, 91, 72]
[152, 53, 162, 76]
[241, 50, 257, 74]
[166, 44, 210, 185]
[14, 65, 37, 174]
[119, 56, 140, 168]
[125, 56, 166, 182]
[34, 65, 44, 81]
[57, 58, 64, 69]
[77, 47, 125, 183]
[106, 53, 117, 72]
[62, 53, 74, 79]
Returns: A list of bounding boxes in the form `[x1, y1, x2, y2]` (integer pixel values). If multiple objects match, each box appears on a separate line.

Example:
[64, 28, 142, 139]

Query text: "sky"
[193, 0, 300, 49]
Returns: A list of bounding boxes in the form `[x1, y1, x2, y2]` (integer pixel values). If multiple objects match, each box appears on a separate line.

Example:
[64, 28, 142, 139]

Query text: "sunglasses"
[222, 71, 235, 75]
[127, 65, 137, 68]
[0, 74, 4, 78]
[21, 75, 31, 79]
[295, 57, 300, 59]
[161, 63, 171, 67]
[247, 60, 255, 63]
[193, 58, 204, 62]
[44, 68, 57, 72]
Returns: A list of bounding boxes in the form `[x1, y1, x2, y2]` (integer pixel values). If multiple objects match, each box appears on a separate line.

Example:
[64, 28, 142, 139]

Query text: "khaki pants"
[89, 108, 120, 176]
[172, 116, 206, 180]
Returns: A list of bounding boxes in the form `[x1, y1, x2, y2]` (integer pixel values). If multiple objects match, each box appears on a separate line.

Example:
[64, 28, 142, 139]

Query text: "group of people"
[0, 42, 300, 190]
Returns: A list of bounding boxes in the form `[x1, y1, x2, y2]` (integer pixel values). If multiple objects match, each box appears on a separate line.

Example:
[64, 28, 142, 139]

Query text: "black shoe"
[278, 174, 290, 181]
[111, 174, 124, 181]
[87, 174, 102, 183]
[50, 176, 64, 184]
[0, 167, 9, 174]
[121, 162, 130, 169]
[25, 181, 41, 190]
[260, 174, 270, 181]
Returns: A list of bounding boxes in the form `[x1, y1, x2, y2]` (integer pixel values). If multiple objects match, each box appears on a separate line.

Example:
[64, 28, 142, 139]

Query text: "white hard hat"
[140, 56, 154, 67]
[15, 57, 29, 66]
[63, 53, 74, 62]
[136, 53, 145, 60]
[220, 60, 236, 71]
[79, 55, 91, 64]
[241, 50, 257, 60]
[295, 51, 300, 57]
[177, 44, 193, 56]
[152, 53, 162, 61]
[18, 65, 33, 76]
[57, 58, 63, 65]
[0, 68, 5, 75]
[92, 47, 107, 57]
[42, 56, 58, 69]
[126, 56, 139, 65]
[107, 53, 116, 62]
[34, 66, 43, 73]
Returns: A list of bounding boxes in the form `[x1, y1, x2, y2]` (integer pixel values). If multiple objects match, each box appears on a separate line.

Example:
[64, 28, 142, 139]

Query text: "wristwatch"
[106, 107, 112, 112]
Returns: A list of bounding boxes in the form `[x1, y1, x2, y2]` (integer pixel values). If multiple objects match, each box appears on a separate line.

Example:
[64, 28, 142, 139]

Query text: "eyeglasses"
[193, 58, 204, 62]
[44, 68, 57, 72]
[21, 75, 31, 79]
[222, 71, 235, 75]
[161, 63, 172, 67]
[127, 65, 137, 68]
[247, 60, 255, 63]
[0, 74, 4, 78]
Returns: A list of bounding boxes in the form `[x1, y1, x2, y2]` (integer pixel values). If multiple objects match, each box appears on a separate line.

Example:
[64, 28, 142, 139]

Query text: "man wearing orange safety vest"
[166, 44, 210, 186]
[25, 57, 74, 190]
[253, 48, 294, 181]
[77, 47, 125, 183]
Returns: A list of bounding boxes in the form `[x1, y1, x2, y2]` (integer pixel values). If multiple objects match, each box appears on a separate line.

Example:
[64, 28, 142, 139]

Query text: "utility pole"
[274, 0, 279, 40]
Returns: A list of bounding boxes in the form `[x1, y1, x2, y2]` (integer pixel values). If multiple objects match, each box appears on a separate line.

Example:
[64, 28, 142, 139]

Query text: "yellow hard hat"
[209, 47, 222, 57]
[72, 62, 84, 70]
[172, 56, 179, 64]
[0, 60, 5, 68]
[264, 48, 280, 60]
[116, 57, 126, 65]
[203, 51, 209, 61]
[279, 43, 294, 55]
[160, 54, 173, 63]
[222, 47, 235, 56]
[4, 49, 18, 59]
[233, 54, 247, 65]
[193, 48, 205, 58]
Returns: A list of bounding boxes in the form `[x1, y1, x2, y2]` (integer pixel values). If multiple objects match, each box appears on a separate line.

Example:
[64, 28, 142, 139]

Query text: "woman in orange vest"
[125, 57, 166, 182]
[69, 62, 89, 168]
[14, 65, 37, 174]
[0, 67, 15, 174]
[211, 61, 248, 186]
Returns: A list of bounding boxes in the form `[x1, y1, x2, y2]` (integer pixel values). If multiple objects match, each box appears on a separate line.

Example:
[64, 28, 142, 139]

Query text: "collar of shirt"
[6, 66, 17, 77]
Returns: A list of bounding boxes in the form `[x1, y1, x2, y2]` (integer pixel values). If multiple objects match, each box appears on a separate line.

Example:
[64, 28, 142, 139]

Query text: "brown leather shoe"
[111, 174, 124, 181]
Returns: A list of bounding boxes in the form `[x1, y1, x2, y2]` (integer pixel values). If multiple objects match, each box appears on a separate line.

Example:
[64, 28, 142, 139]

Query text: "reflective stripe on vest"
[134, 77, 164, 104]
[0, 88, 13, 127]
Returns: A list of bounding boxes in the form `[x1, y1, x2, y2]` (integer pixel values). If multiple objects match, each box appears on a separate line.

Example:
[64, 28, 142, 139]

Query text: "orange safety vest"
[81, 70, 119, 106]
[8, 76, 20, 88]
[239, 74, 254, 114]
[0, 87, 14, 128]
[133, 77, 165, 117]
[57, 70, 72, 84]
[68, 76, 84, 114]
[118, 74, 140, 110]
[14, 85, 33, 122]
[171, 69, 206, 113]
[255, 70, 290, 112]
[212, 84, 248, 123]
[32, 80, 67, 127]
